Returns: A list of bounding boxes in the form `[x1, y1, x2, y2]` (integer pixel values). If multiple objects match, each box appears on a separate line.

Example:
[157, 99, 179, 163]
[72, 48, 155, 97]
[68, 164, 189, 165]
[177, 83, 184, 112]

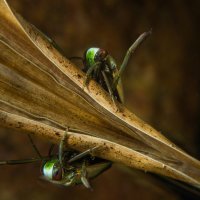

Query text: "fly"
[0, 131, 111, 189]
[70, 30, 152, 104]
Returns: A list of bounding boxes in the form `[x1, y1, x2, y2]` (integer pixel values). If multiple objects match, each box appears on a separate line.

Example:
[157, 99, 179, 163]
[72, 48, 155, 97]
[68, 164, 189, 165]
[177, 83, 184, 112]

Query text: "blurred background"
[0, 0, 200, 199]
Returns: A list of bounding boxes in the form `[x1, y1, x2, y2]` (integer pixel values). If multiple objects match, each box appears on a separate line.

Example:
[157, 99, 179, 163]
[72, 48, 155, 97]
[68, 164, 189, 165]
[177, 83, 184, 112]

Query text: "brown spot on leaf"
[77, 74, 82, 79]
[55, 132, 60, 137]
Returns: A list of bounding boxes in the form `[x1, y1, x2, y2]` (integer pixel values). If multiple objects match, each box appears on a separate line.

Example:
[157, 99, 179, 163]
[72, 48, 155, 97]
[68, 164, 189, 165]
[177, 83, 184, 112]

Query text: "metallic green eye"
[85, 47, 99, 66]
[43, 159, 61, 180]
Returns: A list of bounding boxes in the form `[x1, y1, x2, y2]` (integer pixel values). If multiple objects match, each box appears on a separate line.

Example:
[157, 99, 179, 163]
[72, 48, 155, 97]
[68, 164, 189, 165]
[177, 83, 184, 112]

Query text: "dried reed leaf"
[0, 0, 200, 188]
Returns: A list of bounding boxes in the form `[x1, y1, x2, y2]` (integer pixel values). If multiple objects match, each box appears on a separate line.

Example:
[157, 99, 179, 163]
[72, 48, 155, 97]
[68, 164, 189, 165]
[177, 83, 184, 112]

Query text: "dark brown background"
[0, 0, 200, 199]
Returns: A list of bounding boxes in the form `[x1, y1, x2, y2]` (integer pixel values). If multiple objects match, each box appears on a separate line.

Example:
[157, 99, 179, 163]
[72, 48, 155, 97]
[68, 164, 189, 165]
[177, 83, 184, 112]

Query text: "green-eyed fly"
[0, 131, 111, 189]
[41, 149, 111, 188]
[71, 30, 152, 104]
[42, 131, 111, 188]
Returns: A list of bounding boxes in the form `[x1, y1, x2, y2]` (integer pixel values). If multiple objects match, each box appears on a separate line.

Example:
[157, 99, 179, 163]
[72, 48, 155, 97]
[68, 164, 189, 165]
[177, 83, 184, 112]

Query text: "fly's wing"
[86, 162, 112, 179]
[1, 0, 200, 190]
[116, 78, 124, 103]
[105, 54, 124, 103]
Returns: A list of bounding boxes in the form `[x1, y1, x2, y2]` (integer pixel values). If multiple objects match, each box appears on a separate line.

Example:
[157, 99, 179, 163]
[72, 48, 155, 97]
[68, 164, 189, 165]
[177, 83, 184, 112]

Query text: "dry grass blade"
[0, 0, 200, 189]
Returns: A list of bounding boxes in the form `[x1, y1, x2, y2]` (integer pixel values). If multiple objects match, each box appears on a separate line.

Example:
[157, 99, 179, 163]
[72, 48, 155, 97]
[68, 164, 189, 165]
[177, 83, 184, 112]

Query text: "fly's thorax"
[83, 47, 108, 69]
[42, 159, 64, 181]
[105, 55, 117, 71]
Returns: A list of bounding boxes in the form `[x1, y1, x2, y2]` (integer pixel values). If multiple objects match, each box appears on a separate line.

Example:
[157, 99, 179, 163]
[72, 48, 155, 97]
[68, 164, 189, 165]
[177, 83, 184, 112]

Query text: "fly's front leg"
[112, 30, 152, 90]
[0, 135, 47, 166]
[0, 158, 44, 165]
[59, 128, 69, 168]
[83, 62, 101, 89]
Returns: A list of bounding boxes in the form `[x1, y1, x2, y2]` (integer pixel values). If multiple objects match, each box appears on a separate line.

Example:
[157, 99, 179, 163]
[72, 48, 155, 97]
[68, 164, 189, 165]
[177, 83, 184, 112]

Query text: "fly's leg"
[0, 135, 47, 166]
[0, 158, 42, 165]
[59, 128, 69, 168]
[61, 164, 91, 188]
[80, 161, 92, 189]
[68, 146, 99, 164]
[112, 29, 152, 90]
[63, 176, 76, 187]
[28, 134, 42, 159]
[0, 157, 49, 165]
[48, 144, 55, 157]
[64, 161, 92, 189]
[83, 62, 101, 89]
[101, 71, 118, 109]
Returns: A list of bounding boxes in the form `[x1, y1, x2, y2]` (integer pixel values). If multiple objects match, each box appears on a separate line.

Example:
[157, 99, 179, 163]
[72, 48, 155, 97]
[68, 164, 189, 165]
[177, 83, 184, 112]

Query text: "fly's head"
[83, 47, 108, 71]
[41, 158, 82, 186]
[42, 159, 64, 181]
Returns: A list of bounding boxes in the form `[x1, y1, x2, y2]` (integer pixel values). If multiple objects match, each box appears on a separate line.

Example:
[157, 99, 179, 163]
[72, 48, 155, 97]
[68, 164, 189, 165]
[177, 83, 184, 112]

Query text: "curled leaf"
[0, 0, 200, 189]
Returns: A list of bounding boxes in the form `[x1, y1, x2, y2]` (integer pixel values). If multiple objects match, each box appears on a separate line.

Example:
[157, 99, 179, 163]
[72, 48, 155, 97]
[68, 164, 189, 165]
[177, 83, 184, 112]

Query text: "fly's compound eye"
[84, 47, 99, 67]
[84, 47, 108, 67]
[95, 49, 108, 62]
[42, 159, 64, 181]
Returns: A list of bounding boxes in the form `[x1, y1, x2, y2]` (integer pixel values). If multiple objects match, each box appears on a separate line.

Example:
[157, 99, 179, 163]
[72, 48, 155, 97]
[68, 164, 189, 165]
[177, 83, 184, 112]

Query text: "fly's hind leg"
[83, 62, 101, 89]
